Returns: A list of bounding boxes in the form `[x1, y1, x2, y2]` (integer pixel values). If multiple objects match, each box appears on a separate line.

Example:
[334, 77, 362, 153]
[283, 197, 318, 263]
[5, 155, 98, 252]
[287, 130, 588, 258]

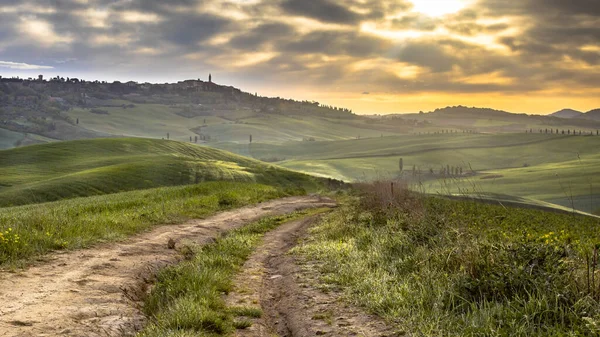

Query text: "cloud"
[228, 22, 296, 50]
[0, 61, 54, 70]
[478, 0, 600, 65]
[156, 13, 234, 46]
[280, 30, 391, 57]
[393, 40, 456, 73]
[280, 0, 361, 24]
[391, 14, 438, 31]
[0, 0, 597, 108]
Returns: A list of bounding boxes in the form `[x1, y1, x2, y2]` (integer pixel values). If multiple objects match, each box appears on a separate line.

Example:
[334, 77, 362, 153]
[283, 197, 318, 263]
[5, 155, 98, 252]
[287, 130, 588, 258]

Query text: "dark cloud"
[280, 0, 361, 24]
[0, 0, 597, 98]
[471, 0, 600, 88]
[111, 0, 201, 14]
[156, 13, 233, 46]
[280, 0, 411, 24]
[480, 0, 600, 16]
[281, 31, 391, 57]
[229, 22, 296, 51]
[479, 0, 599, 54]
[394, 41, 456, 73]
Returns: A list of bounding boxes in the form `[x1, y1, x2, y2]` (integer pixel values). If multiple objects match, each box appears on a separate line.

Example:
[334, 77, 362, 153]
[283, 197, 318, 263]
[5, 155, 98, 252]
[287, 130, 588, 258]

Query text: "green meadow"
[66, 104, 400, 144]
[215, 133, 600, 212]
[67, 104, 226, 141]
[0, 181, 293, 267]
[0, 128, 25, 149]
[0, 137, 324, 268]
[296, 185, 600, 336]
[0, 138, 319, 207]
[215, 133, 556, 161]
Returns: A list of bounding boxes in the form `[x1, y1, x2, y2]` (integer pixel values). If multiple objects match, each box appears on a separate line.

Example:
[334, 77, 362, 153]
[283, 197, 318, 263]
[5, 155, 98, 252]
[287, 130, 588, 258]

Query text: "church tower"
[209, 73, 212, 83]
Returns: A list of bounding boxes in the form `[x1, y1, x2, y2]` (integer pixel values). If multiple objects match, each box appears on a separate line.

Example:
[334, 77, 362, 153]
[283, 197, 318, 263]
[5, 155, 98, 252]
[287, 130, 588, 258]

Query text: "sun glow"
[410, 0, 473, 17]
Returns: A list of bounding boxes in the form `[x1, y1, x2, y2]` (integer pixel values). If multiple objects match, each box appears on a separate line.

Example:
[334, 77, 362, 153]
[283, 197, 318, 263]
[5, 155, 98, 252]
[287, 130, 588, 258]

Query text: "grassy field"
[0, 138, 319, 207]
[427, 158, 600, 213]
[66, 104, 400, 144]
[295, 183, 600, 336]
[215, 133, 559, 161]
[0, 181, 294, 267]
[219, 133, 600, 212]
[139, 211, 325, 336]
[0, 128, 26, 149]
[201, 114, 398, 143]
[67, 104, 224, 141]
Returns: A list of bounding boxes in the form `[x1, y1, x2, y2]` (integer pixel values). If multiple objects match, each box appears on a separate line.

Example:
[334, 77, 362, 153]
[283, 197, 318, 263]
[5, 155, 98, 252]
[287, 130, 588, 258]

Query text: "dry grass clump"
[354, 180, 424, 223]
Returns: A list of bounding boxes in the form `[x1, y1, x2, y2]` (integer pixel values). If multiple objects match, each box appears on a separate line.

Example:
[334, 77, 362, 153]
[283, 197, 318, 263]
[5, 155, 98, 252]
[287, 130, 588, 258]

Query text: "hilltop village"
[0, 73, 357, 141]
[0, 73, 352, 115]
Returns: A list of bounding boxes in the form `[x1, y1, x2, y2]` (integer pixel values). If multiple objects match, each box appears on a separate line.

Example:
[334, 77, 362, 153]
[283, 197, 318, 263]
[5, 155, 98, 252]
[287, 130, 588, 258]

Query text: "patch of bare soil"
[0, 195, 336, 337]
[227, 215, 401, 337]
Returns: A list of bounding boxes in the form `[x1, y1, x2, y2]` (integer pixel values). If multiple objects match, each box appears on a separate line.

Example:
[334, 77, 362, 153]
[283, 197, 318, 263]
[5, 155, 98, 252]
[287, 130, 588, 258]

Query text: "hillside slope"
[0, 138, 319, 207]
[220, 133, 600, 212]
[581, 109, 600, 121]
[550, 108, 583, 118]
[65, 104, 400, 144]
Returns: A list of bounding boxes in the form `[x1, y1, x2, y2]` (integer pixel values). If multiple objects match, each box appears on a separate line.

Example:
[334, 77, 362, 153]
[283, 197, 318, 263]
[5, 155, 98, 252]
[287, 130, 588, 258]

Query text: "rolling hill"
[551, 108, 600, 121]
[0, 138, 321, 207]
[402, 106, 600, 133]
[2, 79, 600, 150]
[581, 109, 600, 121]
[550, 109, 583, 118]
[215, 132, 600, 213]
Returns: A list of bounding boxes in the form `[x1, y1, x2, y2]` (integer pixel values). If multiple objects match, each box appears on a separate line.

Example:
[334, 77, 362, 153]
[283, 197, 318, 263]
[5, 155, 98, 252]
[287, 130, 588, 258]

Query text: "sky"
[0, 0, 598, 114]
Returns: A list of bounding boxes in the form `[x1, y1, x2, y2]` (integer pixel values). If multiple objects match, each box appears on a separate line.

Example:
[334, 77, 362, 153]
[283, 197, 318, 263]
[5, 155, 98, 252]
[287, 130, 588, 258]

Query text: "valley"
[1, 78, 599, 213]
[2, 0, 600, 335]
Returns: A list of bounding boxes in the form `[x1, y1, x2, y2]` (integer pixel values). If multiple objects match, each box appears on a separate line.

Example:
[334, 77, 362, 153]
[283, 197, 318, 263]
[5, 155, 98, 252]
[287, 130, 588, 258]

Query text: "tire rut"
[0, 195, 336, 337]
[227, 214, 399, 337]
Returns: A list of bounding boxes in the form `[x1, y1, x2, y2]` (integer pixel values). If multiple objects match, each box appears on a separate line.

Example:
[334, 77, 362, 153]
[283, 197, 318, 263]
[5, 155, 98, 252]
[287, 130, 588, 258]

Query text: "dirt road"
[227, 215, 398, 337]
[0, 195, 336, 337]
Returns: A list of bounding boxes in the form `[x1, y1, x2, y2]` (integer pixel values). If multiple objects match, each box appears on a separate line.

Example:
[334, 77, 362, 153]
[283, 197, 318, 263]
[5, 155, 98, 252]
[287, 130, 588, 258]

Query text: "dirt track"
[227, 215, 398, 337]
[0, 195, 336, 337]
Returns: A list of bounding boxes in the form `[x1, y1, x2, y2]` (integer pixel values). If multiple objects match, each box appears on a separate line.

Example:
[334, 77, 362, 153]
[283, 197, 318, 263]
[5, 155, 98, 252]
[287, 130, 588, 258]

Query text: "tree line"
[526, 129, 599, 135]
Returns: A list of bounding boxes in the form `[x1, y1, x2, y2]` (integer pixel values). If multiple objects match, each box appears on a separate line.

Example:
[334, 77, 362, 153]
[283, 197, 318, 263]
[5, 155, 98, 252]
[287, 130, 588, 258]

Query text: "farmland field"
[65, 104, 401, 144]
[215, 133, 600, 212]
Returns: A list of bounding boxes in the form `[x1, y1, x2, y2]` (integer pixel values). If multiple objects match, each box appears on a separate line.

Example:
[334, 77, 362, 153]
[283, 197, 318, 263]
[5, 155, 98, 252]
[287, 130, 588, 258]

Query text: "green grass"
[0, 181, 293, 268]
[0, 138, 319, 207]
[68, 104, 226, 141]
[66, 104, 400, 144]
[138, 211, 322, 337]
[0, 128, 26, 149]
[249, 133, 600, 212]
[202, 114, 398, 144]
[216, 133, 559, 162]
[228, 306, 263, 318]
[425, 155, 600, 213]
[295, 184, 600, 336]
